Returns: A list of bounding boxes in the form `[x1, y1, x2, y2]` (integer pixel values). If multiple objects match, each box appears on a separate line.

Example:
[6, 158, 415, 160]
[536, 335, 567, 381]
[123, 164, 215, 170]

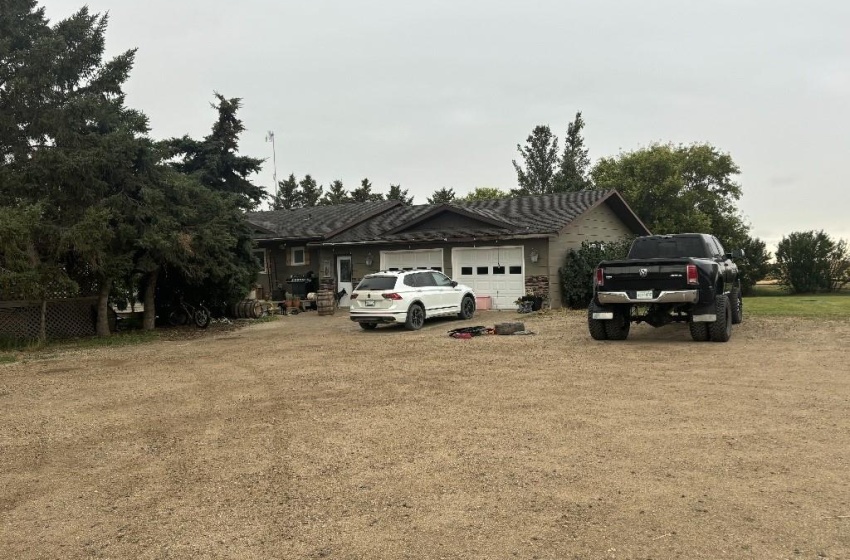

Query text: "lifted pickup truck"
[588, 233, 744, 342]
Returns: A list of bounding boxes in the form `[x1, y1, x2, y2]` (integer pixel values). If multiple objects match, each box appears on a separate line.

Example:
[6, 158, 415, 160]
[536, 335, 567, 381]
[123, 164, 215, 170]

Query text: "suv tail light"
[596, 267, 604, 287]
[382, 293, 403, 300]
[686, 264, 698, 285]
[349, 293, 358, 300]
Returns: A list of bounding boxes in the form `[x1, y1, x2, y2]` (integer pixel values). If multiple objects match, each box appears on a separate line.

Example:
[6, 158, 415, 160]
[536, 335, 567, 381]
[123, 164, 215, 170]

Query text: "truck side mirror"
[727, 249, 745, 259]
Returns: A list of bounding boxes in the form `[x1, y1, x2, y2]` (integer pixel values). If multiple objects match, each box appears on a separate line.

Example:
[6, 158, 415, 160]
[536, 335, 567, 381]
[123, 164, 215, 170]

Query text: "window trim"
[291, 246, 306, 266]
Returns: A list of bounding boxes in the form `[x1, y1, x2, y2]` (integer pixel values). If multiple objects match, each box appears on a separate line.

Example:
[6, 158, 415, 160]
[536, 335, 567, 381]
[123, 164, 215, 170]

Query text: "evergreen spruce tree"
[274, 174, 301, 209]
[351, 178, 384, 202]
[427, 187, 457, 204]
[0, 2, 154, 335]
[319, 180, 350, 205]
[299, 174, 323, 207]
[386, 184, 414, 205]
[166, 94, 265, 211]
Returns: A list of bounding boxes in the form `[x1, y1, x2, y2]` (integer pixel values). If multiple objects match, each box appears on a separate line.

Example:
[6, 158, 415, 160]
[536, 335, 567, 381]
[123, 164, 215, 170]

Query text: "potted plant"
[517, 290, 544, 312]
[285, 295, 302, 313]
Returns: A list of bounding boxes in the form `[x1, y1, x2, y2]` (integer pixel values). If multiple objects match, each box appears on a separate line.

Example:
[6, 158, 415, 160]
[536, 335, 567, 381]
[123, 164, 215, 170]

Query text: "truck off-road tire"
[457, 296, 475, 320]
[604, 309, 630, 340]
[587, 304, 608, 340]
[730, 286, 743, 324]
[709, 294, 732, 342]
[689, 321, 710, 342]
[404, 304, 425, 330]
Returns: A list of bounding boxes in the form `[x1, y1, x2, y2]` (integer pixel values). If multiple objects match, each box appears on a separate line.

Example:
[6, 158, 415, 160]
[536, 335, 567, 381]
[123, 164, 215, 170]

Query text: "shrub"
[560, 238, 633, 309]
[775, 230, 849, 293]
[737, 236, 773, 295]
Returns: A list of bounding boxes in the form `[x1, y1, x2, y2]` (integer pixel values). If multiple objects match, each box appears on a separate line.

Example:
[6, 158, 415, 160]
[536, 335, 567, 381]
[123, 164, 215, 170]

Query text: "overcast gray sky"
[45, 0, 850, 248]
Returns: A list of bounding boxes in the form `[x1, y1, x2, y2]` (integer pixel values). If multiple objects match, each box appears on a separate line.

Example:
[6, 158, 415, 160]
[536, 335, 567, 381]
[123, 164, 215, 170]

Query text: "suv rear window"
[356, 276, 397, 291]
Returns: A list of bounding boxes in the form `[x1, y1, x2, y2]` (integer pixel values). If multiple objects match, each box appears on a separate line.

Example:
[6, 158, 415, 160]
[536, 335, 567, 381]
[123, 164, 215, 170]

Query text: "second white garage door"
[451, 246, 524, 309]
[380, 249, 444, 271]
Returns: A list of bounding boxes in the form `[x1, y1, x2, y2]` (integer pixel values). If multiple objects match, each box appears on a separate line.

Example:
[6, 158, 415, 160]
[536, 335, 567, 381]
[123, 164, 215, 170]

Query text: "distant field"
[747, 284, 850, 318]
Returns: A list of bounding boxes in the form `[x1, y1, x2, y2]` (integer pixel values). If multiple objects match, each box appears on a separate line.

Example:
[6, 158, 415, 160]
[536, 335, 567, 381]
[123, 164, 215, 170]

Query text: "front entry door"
[336, 255, 353, 307]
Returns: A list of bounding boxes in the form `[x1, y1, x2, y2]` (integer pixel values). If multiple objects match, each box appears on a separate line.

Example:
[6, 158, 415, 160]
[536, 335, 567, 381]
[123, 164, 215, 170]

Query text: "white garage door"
[380, 248, 444, 271]
[452, 247, 524, 310]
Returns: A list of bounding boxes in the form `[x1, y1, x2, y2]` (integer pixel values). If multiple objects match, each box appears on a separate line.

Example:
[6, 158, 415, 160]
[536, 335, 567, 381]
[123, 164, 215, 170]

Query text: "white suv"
[349, 269, 476, 330]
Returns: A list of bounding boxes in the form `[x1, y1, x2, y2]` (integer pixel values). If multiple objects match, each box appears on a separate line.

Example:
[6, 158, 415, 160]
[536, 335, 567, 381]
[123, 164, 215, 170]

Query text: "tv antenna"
[265, 130, 278, 208]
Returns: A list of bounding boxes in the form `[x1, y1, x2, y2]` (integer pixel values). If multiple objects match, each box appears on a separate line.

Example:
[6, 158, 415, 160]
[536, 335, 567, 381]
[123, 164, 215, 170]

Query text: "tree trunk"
[96, 279, 112, 337]
[143, 268, 158, 331]
[39, 300, 47, 343]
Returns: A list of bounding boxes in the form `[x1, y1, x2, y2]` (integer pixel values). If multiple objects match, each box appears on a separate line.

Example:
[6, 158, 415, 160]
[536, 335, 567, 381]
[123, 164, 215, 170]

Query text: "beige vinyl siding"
[547, 202, 635, 308]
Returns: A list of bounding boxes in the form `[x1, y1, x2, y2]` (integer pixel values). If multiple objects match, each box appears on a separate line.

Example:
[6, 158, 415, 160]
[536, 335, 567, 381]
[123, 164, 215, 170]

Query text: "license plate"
[365, 300, 375, 307]
[636, 290, 654, 300]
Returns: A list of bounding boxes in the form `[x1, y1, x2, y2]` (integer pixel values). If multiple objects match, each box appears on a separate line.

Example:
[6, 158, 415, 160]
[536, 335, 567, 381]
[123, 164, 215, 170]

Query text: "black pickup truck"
[588, 234, 744, 342]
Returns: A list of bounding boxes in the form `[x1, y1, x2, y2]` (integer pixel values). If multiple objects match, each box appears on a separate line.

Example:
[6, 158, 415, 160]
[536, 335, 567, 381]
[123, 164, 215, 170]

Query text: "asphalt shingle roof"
[247, 200, 399, 240]
[324, 190, 620, 244]
[247, 190, 648, 244]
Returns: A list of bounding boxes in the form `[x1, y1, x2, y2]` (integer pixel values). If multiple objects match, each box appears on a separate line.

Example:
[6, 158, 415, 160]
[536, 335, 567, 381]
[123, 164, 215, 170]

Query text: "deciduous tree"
[553, 112, 592, 192]
[512, 125, 559, 195]
[737, 236, 772, 295]
[775, 230, 849, 293]
[462, 187, 510, 201]
[592, 143, 748, 248]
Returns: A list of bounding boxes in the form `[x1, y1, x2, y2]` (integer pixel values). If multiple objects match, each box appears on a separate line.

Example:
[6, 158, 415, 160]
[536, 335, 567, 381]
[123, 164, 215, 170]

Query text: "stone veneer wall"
[525, 275, 550, 304]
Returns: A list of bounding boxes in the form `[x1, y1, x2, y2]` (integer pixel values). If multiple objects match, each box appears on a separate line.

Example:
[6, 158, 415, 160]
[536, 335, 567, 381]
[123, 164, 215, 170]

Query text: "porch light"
[529, 248, 539, 263]
[365, 252, 374, 267]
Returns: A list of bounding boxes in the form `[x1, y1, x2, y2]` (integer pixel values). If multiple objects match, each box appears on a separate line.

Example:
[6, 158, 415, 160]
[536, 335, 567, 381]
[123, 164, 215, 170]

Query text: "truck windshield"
[628, 237, 710, 259]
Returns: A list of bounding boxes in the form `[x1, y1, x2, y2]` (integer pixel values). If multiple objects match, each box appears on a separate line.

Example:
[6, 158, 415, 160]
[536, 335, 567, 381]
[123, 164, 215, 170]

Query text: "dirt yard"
[1, 310, 848, 559]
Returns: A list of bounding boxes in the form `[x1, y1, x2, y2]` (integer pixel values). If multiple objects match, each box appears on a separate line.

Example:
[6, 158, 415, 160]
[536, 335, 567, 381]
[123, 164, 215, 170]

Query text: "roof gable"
[386, 205, 514, 235]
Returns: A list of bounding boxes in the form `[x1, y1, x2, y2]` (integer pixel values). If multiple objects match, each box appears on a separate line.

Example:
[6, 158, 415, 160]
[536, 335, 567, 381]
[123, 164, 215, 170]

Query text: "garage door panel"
[451, 246, 524, 309]
[380, 249, 444, 271]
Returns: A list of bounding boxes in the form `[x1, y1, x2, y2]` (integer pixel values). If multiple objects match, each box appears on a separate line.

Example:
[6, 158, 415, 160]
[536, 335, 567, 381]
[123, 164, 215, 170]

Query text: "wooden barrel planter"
[231, 300, 263, 319]
[316, 290, 335, 316]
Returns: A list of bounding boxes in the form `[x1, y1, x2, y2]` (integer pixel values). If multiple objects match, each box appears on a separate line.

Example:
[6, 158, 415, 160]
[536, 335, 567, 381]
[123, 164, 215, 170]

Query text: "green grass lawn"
[0, 330, 160, 355]
[746, 286, 850, 319]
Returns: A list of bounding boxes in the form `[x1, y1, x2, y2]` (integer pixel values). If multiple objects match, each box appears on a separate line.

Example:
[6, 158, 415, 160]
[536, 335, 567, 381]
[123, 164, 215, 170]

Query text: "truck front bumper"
[597, 290, 699, 305]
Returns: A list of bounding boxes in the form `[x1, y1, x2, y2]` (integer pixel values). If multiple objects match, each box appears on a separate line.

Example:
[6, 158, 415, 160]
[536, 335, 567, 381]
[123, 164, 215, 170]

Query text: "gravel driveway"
[2, 310, 848, 559]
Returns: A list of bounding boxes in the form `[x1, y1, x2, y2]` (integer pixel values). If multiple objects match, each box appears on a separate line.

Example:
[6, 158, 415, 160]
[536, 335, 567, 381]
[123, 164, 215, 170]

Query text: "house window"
[509, 266, 522, 274]
[476, 267, 489, 275]
[461, 267, 473, 275]
[291, 247, 306, 266]
[493, 266, 505, 275]
[254, 250, 267, 273]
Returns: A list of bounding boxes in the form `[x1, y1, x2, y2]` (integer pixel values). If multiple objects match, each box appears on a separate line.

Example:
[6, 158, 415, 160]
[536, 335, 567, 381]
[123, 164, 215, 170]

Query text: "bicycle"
[168, 297, 211, 329]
